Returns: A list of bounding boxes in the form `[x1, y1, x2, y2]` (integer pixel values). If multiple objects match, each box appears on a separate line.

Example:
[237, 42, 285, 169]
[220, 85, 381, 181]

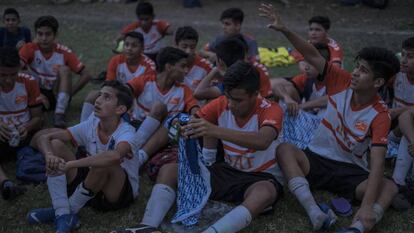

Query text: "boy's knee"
[149, 101, 168, 121]
[383, 178, 398, 196]
[276, 143, 295, 160]
[156, 163, 178, 187]
[85, 90, 99, 103]
[50, 138, 65, 150]
[57, 65, 70, 77]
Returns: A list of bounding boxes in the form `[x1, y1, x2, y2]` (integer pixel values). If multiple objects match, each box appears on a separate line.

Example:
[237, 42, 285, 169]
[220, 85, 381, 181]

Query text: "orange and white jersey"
[19, 42, 85, 90]
[308, 63, 390, 170]
[127, 74, 198, 121]
[106, 54, 156, 84]
[291, 37, 344, 65]
[392, 72, 414, 108]
[197, 96, 283, 175]
[0, 73, 42, 127]
[184, 55, 213, 91]
[121, 20, 170, 55]
[252, 61, 272, 98]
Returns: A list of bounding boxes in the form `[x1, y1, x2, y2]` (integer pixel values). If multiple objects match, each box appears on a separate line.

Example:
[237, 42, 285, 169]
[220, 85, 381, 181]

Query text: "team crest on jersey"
[169, 97, 180, 105]
[15, 95, 27, 104]
[354, 121, 368, 132]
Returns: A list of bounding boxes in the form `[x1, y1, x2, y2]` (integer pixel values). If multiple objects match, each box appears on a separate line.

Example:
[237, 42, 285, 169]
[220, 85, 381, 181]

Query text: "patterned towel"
[280, 106, 322, 149]
[172, 114, 211, 226]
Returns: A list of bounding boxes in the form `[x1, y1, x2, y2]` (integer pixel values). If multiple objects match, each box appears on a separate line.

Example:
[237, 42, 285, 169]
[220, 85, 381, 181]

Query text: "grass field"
[1, 0, 414, 232]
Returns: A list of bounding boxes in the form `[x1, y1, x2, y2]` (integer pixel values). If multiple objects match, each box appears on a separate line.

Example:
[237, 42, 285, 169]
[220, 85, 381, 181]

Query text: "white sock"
[68, 182, 95, 214]
[393, 137, 412, 186]
[47, 175, 70, 217]
[55, 92, 70, 114]
[80, 102, 94, 122]
[288, 177, 327, 230]
[135, 116, 160, 148]
[202, 205, 252, 233]
[138, 149, 149, 167]
[141, 184, 176, 228]
[350, 203, 384, 233]
[202, 148, 217, 166]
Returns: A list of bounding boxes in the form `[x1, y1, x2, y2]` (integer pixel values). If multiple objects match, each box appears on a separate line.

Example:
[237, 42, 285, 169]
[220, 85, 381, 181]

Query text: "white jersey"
[67, 115, 140, 197]
[392, 72, 414, 108]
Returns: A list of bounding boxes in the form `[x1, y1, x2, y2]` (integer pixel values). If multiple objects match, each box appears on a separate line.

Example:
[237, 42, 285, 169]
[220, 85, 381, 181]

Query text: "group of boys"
[0, 2, 413, 233]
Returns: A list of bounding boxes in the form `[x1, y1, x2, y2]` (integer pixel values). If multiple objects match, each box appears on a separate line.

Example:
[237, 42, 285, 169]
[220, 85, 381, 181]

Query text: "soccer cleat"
[318, 203, 338, 229]
[53, 113, 67, 128]
[110, 224, 161, 233]
[27, 207, 55, 225]
[55, 214, 80, 233]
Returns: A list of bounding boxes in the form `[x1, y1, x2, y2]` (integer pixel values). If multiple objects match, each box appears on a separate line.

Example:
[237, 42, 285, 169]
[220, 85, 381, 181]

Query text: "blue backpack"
[16, 146, 47, 183]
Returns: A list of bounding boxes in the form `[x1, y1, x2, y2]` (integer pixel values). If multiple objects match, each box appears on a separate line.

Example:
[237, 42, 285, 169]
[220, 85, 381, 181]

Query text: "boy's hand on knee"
[45, 153, 66, 173]
[353, 206, 376, 232]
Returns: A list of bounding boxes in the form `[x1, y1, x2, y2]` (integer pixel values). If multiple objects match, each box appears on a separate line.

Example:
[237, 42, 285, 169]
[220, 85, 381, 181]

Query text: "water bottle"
[8, 125, 20, 147]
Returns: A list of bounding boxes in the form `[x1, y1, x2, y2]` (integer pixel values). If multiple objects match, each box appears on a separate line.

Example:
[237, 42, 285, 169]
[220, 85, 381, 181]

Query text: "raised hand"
[258, 3, 286, 31]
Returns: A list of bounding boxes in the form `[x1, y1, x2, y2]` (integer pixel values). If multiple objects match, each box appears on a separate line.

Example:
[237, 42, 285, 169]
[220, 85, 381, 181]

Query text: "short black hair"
[0, 47, 20, 68]
[124, 31, 144, 45]
[101, 80, 133, 112]
[402, 37, 414, 50]
[136, 2, 154, 17]
[34, 15, 59, 34]
[229, 33, 248, 52]
[175, 26, 199, 45]
[313, 42, 331, 61]
[224, 60, 260, 95]
[356, 47, 400, 83]
[308, 16, 330, 30]
[216, 38, 246, 67]
[3, 8, 19, 19]
[156, 46, 188, 73]
[220, 7, 244, 24]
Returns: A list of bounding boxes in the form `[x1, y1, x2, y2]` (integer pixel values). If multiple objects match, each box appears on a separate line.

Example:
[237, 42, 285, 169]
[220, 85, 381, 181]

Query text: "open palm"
[258, 3, 285, 31]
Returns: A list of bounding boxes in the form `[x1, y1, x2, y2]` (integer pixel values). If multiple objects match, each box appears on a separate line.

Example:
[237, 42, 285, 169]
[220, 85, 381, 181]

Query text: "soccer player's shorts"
[40, 89, 56, 111]
[209, 162, 283, 205]
[67, 167, 134, 211]
[304, 148, 369, 200]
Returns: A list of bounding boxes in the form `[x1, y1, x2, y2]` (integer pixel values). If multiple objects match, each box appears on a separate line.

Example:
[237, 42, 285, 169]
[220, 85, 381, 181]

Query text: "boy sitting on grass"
[0, 8, 31, 49]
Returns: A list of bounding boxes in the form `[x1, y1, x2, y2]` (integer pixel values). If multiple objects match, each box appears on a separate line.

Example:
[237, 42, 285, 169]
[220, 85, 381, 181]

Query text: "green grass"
[1, 1, 414, 232]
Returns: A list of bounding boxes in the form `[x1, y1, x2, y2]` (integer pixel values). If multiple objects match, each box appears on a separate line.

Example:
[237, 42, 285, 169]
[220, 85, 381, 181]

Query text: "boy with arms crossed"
[113, 60, 283, 233]
[260, 3, 399, 233]
[27, 81, 139, 233]
[19, 15, 92, 128]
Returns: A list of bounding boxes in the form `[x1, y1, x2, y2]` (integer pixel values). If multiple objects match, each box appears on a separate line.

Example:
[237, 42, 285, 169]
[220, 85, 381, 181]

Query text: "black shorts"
[67, 167, 134, 212]
[304, 148, 369, 200]
[209, 163, 283, 205]
[40, 89, 56, 111]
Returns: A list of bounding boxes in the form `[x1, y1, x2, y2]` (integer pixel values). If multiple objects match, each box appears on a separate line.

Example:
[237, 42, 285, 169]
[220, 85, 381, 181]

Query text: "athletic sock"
[202, 205, 252, 233]
[140, 184, 176, 228]
[288, 177, 327, 230]
[80, 102, 94, 122]
[68, 182, 95, 214]
[47, 175, 70, 217]
[55, 92, 70, 114]
[135, 116, 160, 148]
[393, 137, 412, 186]
[350, 203, 384, 233]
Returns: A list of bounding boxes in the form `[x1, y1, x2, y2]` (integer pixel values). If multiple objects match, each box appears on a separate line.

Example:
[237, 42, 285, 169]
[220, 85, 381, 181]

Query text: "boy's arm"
[299, 96, 328, 110]
[19, 106, 43, 140]
[37, 129, 72, 172]
[399, 108, 414, 155]
[72, 68, 92, 96]
[193, 68, 222, 100]
[354, 146, 385, 231]
[259, 3, 326, 74]
[64, 142, 132, 169]
[184, 117, 278, 150]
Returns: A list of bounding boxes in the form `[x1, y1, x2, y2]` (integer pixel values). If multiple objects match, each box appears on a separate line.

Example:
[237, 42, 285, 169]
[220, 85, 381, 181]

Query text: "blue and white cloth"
[171, 114, 211, 226]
